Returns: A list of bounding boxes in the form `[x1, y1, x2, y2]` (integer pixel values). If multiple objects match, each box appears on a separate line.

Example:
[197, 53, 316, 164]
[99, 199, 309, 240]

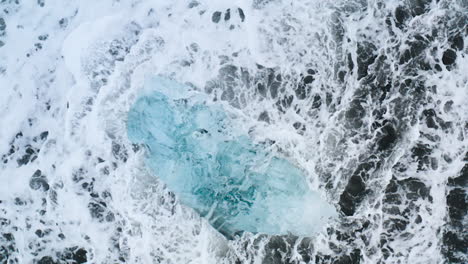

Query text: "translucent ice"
[127, 77, 336, 238]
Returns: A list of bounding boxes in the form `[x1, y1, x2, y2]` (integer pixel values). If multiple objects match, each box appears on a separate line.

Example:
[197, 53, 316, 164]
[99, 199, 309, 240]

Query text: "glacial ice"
[127, 77, 336, 238]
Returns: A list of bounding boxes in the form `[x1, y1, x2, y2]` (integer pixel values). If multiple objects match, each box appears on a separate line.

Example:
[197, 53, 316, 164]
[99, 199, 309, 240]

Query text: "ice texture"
[127, 77, 336, 238]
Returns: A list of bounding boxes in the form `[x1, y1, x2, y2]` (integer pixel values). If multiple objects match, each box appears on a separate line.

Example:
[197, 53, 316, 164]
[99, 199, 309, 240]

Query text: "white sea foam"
[0, 0, 466, 263]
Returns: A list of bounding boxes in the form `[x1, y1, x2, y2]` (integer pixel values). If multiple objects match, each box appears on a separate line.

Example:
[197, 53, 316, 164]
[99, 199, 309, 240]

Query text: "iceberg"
[127, 77, 336, 238]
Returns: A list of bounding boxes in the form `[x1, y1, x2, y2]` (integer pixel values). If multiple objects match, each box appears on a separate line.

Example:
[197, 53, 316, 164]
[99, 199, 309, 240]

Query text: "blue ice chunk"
[127, 77, 336, 238]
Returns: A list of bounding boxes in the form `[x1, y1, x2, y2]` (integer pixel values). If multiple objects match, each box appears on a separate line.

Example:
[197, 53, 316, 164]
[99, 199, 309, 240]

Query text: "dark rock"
[303, 75, 314, 84]
[401, 178, 430, 201]
[263, 236, 288, 263]
[258, 111, 270, 123]
[346, 176, 366, 197]
[34, 42, 42, 50]
[371, 110, 386, 130]
[346, 99, 365, 119]
[385, 178, 398, 194]
[447, 188, 467, 221]
[281, 95, 293, 109]
[59, 18, 68, 28]
[188, 1, 199, 8]
[347, 53, 354, 72]
[296, 238, 313, 262]
[339, 176, 366, 216]
[88, 200, 113, 222]
[442, 49, 457, 66]
[40, 131, 49, 140]
[81, 182, 90, 190]
[448, 163, 468, 187]
[423, 109, 438, 129]
[275, 73, 282, 82]
[2, 233, 14, 242]
[0, 218, 10, 226]
[269, 81, 280, 99]
[261, 236, 313, 264]
[32, 170, 41, 178]
[0, 17, 6, 32]
[0, 246, 8, 262]
[212, 11, 222, 23]
[38, 256, 57, 264]
[383, 205, 401, 215]
[384, 218, 409, 232]
[35, 229, 44, 238]
[256, 83, 265, 98]
[274, 94, 294, 113]
[29, 177, 49, 191]
[293, 122, 304, 130]
[334, 249, 361, 264]
[312, 94, 321, 109]
[29, 170, 49, 192]
[295, 76, 312, 100]
[385, 176, 432, 225]
[111, 142, 128, 162]
[253, 68, 281, 99]
[238, 8, 245, 22]
[224, 9, 230, 21]
[415, 215, 422, 224]
[59, 247, 88, 264]
[394, 6, 409, 27]
[26, 146, 35, 155]
[315, 254, 332, 264]
[131, 144, 140, 153]
[88, 201, 106, 220]
[338, 70, 346, 82]
[8, 145, 16, 155]
[411, 143, 431, 171]
[14, 197, 25, 205]
[451, 35, 464, 51]
[399, 37, 427, 65]
[17, 146, 38, 166]
[72, 168, 86, 182]
[377, 122, 398, 151]
[378, 80, 392, 103]
[356, 42, 377, 80]
[442, 231, 468, 263]
[38, 34, 48, 41]
[345, 99, 365, 129]
[0, 230, 17, 264]
[105, 212, 115, 222]
[408, 0, 431, 16]
[339, 162, 379, 216]
[73, 248, 87, 264]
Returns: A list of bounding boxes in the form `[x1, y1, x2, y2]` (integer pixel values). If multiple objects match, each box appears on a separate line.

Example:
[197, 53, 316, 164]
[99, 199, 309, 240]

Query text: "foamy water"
[0, 0, 466, 263]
